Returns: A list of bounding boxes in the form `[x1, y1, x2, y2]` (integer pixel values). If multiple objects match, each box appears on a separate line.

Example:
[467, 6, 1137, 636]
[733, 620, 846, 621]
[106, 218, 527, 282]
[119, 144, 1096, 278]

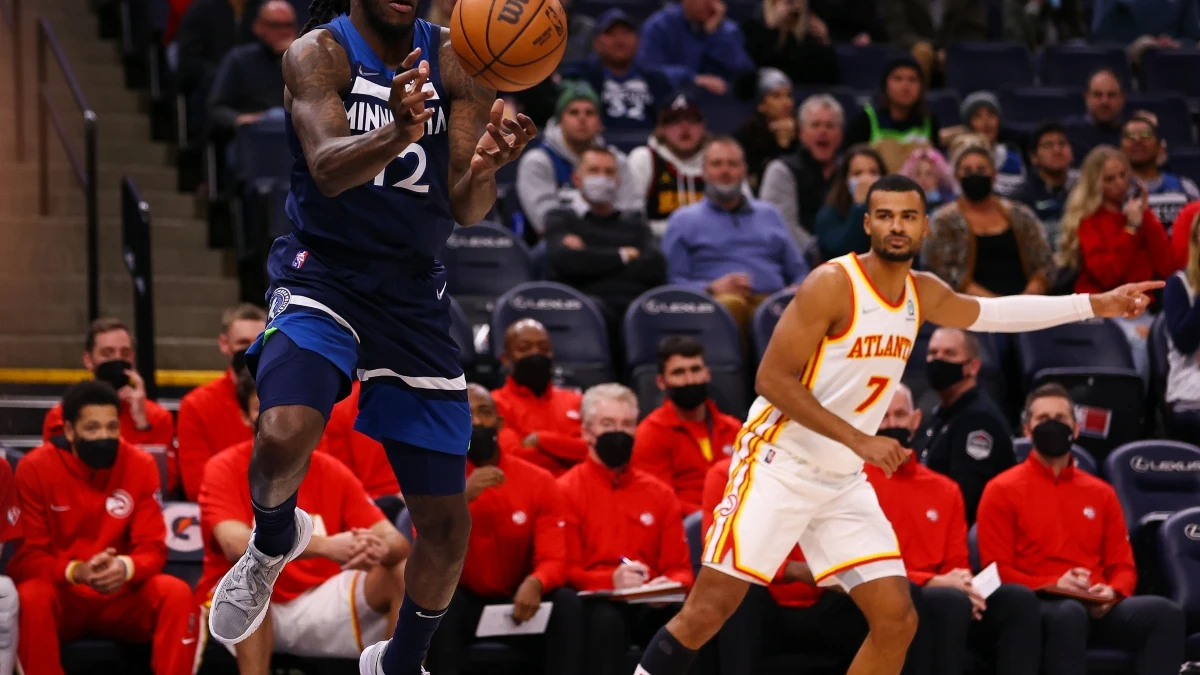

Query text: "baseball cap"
[659, 94, 704, 124]
[596, 8, 635, 33]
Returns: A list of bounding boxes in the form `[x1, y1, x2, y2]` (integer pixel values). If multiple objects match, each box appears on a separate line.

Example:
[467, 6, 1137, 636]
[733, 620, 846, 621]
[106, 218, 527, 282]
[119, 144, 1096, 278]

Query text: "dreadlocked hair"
[302, 0, 351, 34]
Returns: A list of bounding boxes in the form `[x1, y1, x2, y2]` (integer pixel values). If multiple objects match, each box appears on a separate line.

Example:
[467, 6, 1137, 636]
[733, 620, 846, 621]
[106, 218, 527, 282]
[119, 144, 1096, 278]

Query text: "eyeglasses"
[1122, 129, 1156, 141]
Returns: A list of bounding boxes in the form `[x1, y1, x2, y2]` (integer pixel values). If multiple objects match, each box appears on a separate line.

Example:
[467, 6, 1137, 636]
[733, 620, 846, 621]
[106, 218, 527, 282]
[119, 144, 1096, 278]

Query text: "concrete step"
[0, 334, 226, 370]
[0, 132, 171, 165]
[0, 162, 179, 193]
[0, 214, 211, 247]
[0, 298, 229, 340]
[0, 272, 239, 310]
[7, 227, 227, 278]
[0, 184, 199, 218]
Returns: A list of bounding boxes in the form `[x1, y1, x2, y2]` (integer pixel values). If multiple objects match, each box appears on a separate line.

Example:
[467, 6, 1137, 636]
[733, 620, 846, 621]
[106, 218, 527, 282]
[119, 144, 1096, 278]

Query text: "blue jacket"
[636, 4, 756, 86]
[663, 197, 810, 294]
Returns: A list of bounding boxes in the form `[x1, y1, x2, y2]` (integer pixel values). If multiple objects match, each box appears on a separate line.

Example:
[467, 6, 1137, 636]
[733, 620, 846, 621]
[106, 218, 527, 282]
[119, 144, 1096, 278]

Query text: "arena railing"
[1, 0, 22, 160]
[37, 16, 100, 321]
[121, 176, 158, 399]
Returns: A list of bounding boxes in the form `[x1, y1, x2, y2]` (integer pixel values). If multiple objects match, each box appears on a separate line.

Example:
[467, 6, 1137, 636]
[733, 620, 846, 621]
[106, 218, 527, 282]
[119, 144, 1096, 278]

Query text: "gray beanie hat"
[960, 91, 1001, 123]
[756, 68, 793, 102]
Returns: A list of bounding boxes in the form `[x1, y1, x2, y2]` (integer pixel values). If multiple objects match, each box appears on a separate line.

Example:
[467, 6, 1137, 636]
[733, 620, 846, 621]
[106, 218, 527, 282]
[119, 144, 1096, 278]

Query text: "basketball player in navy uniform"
[205, 1, 537, 674]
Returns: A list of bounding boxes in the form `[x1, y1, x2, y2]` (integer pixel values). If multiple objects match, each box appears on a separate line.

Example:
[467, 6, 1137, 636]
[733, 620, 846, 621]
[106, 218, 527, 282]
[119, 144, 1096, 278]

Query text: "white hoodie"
[627, 135, 707, 238]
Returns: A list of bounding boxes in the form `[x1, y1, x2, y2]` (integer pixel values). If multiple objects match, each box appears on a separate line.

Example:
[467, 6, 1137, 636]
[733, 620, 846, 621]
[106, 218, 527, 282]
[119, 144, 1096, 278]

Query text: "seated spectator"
[1173, 200, 1200, 271]
[1003, 0, 1086, 50]
[814, 145, 887, 261]
[952, 92, 1027, 197]
[871, 386, 1041, 675]
[175, 0, 258, 143]
[739, 0, 840, 88]
[0, 459, 15, 675]
[1120, 114, 1200, 235]
[1012, 121, 1077, 249]
[631, 336, 742, 516]
[810, 0, 887, 44]
[627, 95, 711, 237]
[492, 319, 588, 476]
[42, 318, 176, 493]
[427, 385, 583, 674]
[563, 10, 674, 136]
[516, 82, 636, 236]
[977, 384, 1186, 675]
[759, 93, 845, 247]
[882, 0, 986, 83]
[637, 0, 756, 97]
[13, 381, 197, 675]
[663, 138, 810, 334]
[176, 303, 266, 501]
[206, 0, 294, 140]
[1058, 145, 1174, 376]
[545, 147, 667, 324]
[315, 380, 402, 514]
[734, 68, 799, 193]
[558, 384, 694, 675]
[924, 142, 1054, 297]
[916, 328, 1015, 525]
[197, 372, 409, 667]
[843, 56, 941, 172]
[1092, 0, 1200, 60]
[899, 147, 956, 211]
[1066, 69, 1126, 166]
[1163, 238, 1200, 441]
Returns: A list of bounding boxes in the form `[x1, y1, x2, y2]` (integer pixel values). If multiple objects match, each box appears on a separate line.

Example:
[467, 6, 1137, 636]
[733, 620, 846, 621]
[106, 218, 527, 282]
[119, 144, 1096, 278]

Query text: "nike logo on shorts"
[416, 610, 447, 619]
[436, 282, 447, 300]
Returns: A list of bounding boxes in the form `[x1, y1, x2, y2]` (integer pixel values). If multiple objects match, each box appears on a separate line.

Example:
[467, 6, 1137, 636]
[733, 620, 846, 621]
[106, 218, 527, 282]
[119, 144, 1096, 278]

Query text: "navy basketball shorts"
[245, 233, 470, 495]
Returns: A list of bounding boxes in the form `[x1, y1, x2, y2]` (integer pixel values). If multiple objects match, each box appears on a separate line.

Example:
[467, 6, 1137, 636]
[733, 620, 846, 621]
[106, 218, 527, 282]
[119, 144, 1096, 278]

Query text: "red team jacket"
[492, 379, 588, 476]
[43, 399, 177, 495]
[633, 400, 743, 516]
[7, 442, 167, 596]
[977, 457, 1137, 597]
[175, 370, 253, 501]
[865, 459, 971, 586]
[317, 382, 401, 499]
[197, 440, 386, 603]
[1074, 208, 1175, 295]
[558, 458, 693, 592]
[460, 453, 567, 597]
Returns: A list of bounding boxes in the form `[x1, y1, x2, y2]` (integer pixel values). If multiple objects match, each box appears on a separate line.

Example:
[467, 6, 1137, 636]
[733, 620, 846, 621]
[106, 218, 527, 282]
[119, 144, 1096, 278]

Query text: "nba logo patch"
[765, 449, 776, 464]
[292, 250, 309, 269]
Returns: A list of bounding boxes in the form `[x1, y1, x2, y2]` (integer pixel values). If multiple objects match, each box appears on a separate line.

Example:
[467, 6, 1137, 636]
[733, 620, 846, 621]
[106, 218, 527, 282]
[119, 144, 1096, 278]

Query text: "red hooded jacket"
[634, 399, 743, 516]
[492, 378, 588, 476]
[175, 370, 252, 501]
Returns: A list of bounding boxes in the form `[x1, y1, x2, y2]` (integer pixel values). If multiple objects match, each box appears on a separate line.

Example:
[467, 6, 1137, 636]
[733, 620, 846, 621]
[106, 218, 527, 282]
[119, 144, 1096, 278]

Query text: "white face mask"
[580, 175, 619, 206]
[705, 181, 742, 202]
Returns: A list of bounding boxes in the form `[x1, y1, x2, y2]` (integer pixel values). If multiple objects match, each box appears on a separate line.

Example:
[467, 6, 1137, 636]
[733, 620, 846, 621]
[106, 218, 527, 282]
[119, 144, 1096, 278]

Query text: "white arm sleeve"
[966, 294, 1095, 333]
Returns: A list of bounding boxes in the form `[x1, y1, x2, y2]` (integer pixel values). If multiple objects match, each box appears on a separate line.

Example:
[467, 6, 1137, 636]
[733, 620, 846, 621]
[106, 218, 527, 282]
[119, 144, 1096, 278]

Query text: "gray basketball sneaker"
[359, 640, 431, 675]
[208, 507, 314, 645]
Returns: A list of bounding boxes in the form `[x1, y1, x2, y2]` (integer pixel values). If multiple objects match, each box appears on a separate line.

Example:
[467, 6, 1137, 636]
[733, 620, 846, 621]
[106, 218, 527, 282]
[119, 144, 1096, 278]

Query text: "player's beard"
[361, 0, 414, 42]
[873, 236, 918, 262]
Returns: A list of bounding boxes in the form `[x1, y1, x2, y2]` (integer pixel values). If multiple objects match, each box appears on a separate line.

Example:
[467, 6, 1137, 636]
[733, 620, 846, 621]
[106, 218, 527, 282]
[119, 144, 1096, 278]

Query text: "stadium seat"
[1169, 146, 1200, 187]
[1157, 506, 1200, 659]
[696, 95, 754, 135]
[1014, 318, 1143, 461]
[234, 118, 291, 190]
[1039, 44, 1133, 91]
[441, 223, 533, 329]
[1125, 92, 1195, 146]
[448, 296, 477, 376]
[945, 43, 1034, 94]
[1142, 48, 1200, 101]
[606, 129, 650, 154]
[1148, 313, 1170, 423]
[751, 289, 793, 364]
[926, 89, 963, 127]
[999, 88, 1085, 131]
[1011, 437, 1100, 476]
[62, 641, 151, 675]
[968, 523, 980, 572]
[835, 44, 905, 92]
[684, 510, 704, 575]
[623, 286, 747, 420]
[492, 282, 613, 390]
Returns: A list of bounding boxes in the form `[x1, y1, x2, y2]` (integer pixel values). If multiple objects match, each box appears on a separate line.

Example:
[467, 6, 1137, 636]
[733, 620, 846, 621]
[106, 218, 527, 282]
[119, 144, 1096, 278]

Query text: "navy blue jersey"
[285, 14, 454, 261]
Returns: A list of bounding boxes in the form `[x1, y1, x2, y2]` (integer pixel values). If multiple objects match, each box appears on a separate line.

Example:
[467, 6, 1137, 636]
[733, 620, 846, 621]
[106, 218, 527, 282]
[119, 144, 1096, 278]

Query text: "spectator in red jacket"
[427, 384, 582, 674]
[176, 303, 266, 501]
[559, 383, 694, 675]
[43, 318, 177, 494]
[870, 385, 1041, 675]
[977, 383, 1185, 675]
[197, 371, 409, 668]
[492, 319, 588, 476]
[317, 380, 403, 517]
[632, 336, 743, 516]
[14, 381, 197, 675]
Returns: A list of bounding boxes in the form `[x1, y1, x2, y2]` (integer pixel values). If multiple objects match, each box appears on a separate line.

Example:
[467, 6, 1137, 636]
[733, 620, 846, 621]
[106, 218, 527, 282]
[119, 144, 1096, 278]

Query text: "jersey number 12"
[373, 144, 429, 194]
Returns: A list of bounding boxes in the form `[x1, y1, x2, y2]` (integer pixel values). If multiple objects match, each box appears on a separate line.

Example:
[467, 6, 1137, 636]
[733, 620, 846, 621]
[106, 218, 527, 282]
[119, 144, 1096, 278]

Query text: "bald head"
[255, 0, 297, 54]
[468, 383, 500, 428]
[502, 318, 552, 364]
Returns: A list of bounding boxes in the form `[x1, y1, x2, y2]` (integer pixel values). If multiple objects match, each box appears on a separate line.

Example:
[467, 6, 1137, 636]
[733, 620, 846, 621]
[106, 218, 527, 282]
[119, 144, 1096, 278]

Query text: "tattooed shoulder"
[438, 26, 497, 106]
[283, 29, 352, 102]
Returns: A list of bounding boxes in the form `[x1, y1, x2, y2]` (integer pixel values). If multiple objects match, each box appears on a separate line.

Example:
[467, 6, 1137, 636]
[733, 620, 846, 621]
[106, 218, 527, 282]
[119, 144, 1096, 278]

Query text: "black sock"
[637, 627, 698, 675]
[251, 492, 298, 557]
[382, 593, 446, 675]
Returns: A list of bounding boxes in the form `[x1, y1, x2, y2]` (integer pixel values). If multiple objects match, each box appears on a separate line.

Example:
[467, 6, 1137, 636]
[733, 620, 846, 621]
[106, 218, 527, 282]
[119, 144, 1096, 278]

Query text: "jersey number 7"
[854, 376, 891, 414]
[373, 144, 429, 193]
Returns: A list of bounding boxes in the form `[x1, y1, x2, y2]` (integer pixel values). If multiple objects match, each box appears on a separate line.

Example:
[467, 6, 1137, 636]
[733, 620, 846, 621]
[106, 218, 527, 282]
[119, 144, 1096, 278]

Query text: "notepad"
[972, 563, 1002, 599]
[475, 602, 553, 637]
[577, 580, 687, 602]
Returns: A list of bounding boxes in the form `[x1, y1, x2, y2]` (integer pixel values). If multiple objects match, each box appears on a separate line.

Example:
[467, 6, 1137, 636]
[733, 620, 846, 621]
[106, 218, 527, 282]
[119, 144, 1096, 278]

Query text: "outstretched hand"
[388, 48, 436, 147]
[1090, 281, 1164, 319]
[470, 99, 537, 178]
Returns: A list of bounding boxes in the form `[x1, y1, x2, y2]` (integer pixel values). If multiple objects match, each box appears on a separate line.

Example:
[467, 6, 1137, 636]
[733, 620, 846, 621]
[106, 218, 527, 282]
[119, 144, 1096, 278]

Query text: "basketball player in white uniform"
[632, 174, 1162, 675]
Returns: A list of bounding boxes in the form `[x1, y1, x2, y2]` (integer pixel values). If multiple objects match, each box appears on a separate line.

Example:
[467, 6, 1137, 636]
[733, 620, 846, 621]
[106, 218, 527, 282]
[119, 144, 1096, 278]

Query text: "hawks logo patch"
[512, 511, 527, 525]
[106, 489, 134, 519]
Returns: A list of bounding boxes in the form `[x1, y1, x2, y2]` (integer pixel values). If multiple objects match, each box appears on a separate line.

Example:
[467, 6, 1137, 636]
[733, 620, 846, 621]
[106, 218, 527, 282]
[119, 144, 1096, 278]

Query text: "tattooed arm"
[284, 30, 433, 197]
[441, 28, 538, 226]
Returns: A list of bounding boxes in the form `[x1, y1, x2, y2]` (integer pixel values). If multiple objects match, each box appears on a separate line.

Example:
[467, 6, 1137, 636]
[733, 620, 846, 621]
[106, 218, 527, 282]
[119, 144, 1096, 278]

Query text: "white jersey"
[745, 253, 921, 477]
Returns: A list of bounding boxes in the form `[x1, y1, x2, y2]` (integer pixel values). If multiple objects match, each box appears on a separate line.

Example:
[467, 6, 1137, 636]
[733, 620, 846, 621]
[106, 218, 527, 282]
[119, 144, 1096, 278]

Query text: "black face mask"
[231, 348, 248, 373]
[876, 427, 913, 448]
[594, 431, 635, 469]
[74, 437, 119, 469]
[467, 425, 499, 465]
[94, 360, 132, 391]
[960, 174, 994, 202]
[512, 354, 554, 396]
[1032, 420, 1074, 458]
[667, 382, 709, 411]
[926, 359, 966, 392]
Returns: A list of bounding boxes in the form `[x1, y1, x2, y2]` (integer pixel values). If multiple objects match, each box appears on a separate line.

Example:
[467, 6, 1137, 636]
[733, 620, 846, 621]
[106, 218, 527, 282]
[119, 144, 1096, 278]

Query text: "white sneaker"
[207, 508, 313, 645]
[359, 640, 431, 675]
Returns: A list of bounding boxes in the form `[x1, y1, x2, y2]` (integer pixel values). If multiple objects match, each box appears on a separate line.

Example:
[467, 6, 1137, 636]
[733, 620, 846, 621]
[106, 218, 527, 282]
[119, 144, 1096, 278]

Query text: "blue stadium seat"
[1011, 437, 1100, 476]
[623, 286, 747, 420]
[448, 296, 477, 375]
[967, 523, 980, 572]
[235, 118, 291, 190]
[794, 86, 862, 125]
[999, 88, 1085, 130]
[1125, 92, 1195, 146]
[1142, 48, 1200, 101]
[696, 95, 754, 135]
[1039, 44, 1133, 91]
[492, 282, 613, 390]
[441, 223, 533, 329]
[751, 289, 793, 364]
[1169, 146, 1200, 187]
[945, 43, 1034, 95]
[1157, 506, 1200, 660]
[606, 129, 650, 154]
[926, 89, 963, 127]
[684, 510, 704, 575]
[1149, 313, 1170, 421]
[835, 44, 905, 92]
[1013, 318, 1142, 461]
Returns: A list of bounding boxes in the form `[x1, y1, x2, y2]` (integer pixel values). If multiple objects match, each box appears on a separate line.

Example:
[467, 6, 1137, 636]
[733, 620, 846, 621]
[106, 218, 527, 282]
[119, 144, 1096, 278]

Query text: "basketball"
[449, 0, 568, 92]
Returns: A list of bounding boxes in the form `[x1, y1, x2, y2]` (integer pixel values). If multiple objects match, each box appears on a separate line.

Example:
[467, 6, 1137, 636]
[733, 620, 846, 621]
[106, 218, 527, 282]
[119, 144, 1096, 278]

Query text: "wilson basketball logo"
[497, 0, 529, 24]
[106, 489, 134, 519]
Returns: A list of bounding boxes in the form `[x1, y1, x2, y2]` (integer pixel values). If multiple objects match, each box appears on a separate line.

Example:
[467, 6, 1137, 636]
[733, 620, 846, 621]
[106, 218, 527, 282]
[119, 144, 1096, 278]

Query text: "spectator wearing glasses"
[1120, 114, 1200, 235]
[813, 145, 887, 261]
[1012, 122, 1077, 250]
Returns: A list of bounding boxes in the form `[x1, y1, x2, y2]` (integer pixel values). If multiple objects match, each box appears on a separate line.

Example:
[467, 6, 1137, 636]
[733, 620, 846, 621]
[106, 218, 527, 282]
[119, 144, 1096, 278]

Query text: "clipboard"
[577, 580, 686, 602]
